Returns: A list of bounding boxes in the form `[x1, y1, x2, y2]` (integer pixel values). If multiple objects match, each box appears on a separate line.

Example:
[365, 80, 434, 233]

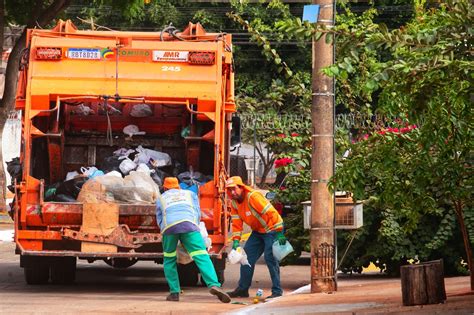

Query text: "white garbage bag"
[199, 222, 212, 250]
[134, 145, 171, 167]
[177, 242, 193, 264]
[122, 171, 161, 203]
[72, 104, 94, 115]
[130, 103, 153, 117]
[123, 124, 146, 137]
[119, 158, 137, 175]
[228, 247, 251, 267]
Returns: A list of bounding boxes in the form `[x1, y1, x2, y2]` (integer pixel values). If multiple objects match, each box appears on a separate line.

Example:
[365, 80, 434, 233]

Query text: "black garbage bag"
[6, 158, 22, 193]
[178, 171, 207, 186]
[99, 156, 123, 174]
[44, 182, 62, 201]
[149, 167, 169, 187]
[56, 176, 88, 199]
[54, 194, 77, 202]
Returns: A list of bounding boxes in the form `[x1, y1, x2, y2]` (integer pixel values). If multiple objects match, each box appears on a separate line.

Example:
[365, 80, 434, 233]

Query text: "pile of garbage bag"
[6, 145, 213, 204]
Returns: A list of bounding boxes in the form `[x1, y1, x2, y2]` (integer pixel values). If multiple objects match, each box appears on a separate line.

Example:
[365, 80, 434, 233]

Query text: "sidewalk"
[226, 274, 473, 314]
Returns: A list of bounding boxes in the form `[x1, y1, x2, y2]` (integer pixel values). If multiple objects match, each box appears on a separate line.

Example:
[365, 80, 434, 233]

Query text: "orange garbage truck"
[12, 20, 238, 285]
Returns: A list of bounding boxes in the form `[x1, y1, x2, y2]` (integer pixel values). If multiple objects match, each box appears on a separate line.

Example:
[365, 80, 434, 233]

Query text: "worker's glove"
[232, 240, 240, 250]
[276, 232, 287, 245]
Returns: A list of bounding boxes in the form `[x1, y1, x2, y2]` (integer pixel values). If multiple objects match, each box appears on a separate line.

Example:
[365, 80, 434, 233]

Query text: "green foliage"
[332, 0, 473, 274]
[231, 0, 473, 275]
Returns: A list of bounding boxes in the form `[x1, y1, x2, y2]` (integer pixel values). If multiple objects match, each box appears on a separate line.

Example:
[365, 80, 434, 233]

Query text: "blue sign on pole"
[302, 5, 320, 23]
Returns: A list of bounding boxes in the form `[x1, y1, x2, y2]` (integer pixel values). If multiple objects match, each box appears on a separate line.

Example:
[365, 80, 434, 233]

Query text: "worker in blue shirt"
[156, 177, 231, 303]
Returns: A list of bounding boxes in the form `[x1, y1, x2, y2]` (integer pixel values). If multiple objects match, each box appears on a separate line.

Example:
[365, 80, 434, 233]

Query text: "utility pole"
[311, 0, 336, 293]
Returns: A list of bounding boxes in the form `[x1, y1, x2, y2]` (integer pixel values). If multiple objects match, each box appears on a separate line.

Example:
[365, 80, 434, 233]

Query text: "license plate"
[67, 48, 101, 60]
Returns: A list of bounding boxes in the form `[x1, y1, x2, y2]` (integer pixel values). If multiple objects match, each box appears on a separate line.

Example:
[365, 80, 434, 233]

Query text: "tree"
[331, 0, 473, 288]
[231, 0, 473, 285]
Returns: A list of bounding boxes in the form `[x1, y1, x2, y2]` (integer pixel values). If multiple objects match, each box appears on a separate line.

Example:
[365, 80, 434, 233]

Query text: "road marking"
[0, 229, 14, 242]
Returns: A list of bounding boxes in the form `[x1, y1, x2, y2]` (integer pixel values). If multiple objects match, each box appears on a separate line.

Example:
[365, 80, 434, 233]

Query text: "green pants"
[163, 231, 220, 293]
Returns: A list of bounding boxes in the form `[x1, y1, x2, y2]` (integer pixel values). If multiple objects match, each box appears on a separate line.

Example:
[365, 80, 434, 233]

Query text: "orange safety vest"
[230, 187, 284, 241]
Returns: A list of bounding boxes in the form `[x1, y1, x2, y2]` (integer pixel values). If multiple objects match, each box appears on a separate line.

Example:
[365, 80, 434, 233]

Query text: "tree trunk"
[454, 201, 474, 291]
[0, 0, 5, 71]
[400, 259, 446, 306]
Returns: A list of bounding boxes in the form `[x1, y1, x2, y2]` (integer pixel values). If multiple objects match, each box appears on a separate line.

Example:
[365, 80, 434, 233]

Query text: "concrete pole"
[311, 0, 336, 293]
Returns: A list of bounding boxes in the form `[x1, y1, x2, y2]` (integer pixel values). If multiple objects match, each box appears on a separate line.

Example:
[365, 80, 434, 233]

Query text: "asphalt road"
[0, 225, 309, 314]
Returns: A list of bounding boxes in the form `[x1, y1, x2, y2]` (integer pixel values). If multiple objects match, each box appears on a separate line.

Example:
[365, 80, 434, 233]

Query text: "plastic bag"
[272, 240, 294, 262]
[80, 166, 104, 178]
[72, 104, 93, 116]
[77, 178, 115, 203]
[199, 222, 212, 250]
[119, 158, 137, 175]
[130, 103, 153, 117]
[228, 248, 243, 264]
[56, 176, 88, 199]
[6, 158, 22, 193]
[123, 124, 146, 137]
[135, 145, 171, 167]
[136, 163, 151, 175]
[121, 171, 161, 203]
[228, 247, 251, 267]
[177, 171, 206, 186]
[99, 156, 123, 174]
[65, 171, 80, 181]
[177, 242, 193, 265]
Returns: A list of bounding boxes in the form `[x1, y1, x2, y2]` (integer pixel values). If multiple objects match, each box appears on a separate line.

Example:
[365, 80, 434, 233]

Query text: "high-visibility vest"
[156, 189, 200, 233]
[230, 188, 283, 240]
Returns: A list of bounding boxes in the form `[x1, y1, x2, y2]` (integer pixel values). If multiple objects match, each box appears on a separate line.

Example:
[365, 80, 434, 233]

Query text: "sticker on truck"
[67, 48, 101, 60]
[153, 51, 188, 62]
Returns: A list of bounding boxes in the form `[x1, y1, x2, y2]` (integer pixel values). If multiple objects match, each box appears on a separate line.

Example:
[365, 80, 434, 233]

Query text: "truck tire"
[104, 258, 138, 269]
[50, 257, 76, 284]
[178, 262, 199, 287]
[24, 264, 50, 285]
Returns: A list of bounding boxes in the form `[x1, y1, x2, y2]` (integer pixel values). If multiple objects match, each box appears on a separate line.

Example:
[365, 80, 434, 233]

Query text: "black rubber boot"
[227, 288, 249, 298]
[166, 293, 179, 301]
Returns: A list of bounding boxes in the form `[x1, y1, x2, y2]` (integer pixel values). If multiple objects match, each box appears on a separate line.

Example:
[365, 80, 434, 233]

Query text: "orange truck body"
[13, 20, 235, 284]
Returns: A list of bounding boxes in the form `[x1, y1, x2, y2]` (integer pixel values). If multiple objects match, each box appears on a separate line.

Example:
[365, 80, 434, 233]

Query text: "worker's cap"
[163, 177, 180, 190]
[225, 176, 245, 188]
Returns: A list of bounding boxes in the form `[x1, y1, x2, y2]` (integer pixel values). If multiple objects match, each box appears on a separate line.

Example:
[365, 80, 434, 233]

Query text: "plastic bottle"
[253, 289, 264, 304]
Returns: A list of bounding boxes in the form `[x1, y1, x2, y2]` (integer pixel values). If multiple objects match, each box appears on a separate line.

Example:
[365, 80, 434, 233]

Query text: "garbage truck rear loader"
[13, 20, 237, 285]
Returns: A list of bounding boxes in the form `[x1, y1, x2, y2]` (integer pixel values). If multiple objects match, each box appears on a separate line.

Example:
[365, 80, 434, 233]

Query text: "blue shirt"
[156, 188, 201, 234]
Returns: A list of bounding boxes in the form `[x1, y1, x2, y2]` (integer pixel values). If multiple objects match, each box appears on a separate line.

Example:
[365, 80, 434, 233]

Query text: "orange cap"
[163, 177, 180, 190]
[225, 176, 245, 188]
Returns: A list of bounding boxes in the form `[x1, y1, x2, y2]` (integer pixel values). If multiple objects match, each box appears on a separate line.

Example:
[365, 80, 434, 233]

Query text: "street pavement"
[1, 223, 473, 314]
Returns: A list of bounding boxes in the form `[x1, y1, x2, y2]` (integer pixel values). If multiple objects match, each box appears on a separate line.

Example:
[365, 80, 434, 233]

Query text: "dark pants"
[238, 231, 282, 295]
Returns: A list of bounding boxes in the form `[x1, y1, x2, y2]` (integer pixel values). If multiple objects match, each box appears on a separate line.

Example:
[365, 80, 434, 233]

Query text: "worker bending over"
[156, 177, 231, 303]
[225, 176, 286, 299]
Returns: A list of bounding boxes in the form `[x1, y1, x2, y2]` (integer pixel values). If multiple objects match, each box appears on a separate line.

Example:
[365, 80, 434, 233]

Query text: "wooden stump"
[400, 259, 446, 306]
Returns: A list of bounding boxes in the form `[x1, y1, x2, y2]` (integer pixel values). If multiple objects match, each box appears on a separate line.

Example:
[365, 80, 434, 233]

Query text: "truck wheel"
[24, 264, 50, 285]
[104, 258, 138, 269]
[178, 263, 199, 287]
[51, 257, 76, 284]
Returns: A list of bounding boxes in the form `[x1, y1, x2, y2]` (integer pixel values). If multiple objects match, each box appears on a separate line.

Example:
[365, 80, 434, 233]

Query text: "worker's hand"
[232, 240, 240, 250]
[276, 232, 287, 245]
